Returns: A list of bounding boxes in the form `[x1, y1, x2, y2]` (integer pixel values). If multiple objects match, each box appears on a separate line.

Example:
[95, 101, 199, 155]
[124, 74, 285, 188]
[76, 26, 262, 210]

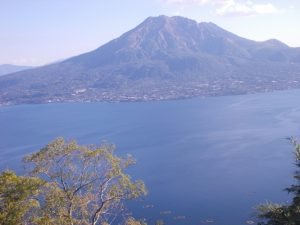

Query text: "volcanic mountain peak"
[71, 15, 252, 68]
[121, 15, 237, 51]
[1, 15, 300, 106]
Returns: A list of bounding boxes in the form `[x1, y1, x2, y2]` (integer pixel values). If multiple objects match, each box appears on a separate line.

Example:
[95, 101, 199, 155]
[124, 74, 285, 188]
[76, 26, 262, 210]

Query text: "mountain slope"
[1, 15, 300, 105]
[0, 64, 33, 76]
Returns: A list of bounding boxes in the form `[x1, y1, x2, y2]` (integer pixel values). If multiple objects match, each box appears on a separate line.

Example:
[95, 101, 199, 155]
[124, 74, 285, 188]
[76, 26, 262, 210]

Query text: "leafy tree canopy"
[0, 171, 45, 225]
[0, 138, 147, 225]
[257, 138, 300, 225]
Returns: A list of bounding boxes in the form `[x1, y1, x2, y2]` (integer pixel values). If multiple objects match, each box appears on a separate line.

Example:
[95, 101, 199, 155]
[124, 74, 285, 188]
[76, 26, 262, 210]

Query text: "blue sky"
[1, 0, 299, 66]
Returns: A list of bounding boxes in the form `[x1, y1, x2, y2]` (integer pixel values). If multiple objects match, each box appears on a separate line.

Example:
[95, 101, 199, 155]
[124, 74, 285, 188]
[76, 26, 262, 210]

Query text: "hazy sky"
[1, 0, 299, 66]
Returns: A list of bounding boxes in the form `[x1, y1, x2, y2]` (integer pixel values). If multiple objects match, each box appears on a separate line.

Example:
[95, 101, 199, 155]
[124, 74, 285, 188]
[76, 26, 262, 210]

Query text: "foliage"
[0, 171, 45, 225]
[0, 138, 147, 225]
[155, 219, 164, 225]
[124, 217, 147, 225]
[257, 137, 300, 224]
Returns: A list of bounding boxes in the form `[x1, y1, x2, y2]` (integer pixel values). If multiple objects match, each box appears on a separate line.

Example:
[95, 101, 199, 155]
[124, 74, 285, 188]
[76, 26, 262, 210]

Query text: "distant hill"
[0, 15, 300, 105]
[0, 64, 33, 76]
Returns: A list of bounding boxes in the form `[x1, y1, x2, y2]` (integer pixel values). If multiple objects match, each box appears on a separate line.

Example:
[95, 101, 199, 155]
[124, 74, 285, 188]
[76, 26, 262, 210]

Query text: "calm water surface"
[1, 90, 300, 225]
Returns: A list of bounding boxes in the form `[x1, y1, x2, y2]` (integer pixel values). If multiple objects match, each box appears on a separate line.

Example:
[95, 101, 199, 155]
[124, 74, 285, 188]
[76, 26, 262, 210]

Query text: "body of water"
[1, 90, 300, 224]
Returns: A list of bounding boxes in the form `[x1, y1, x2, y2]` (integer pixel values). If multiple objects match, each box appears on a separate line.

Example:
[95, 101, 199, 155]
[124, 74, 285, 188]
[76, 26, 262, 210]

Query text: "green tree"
[0, 138, 147, 225]
[257, 138, 300, 224]
[155, 219, 164, 225]
[23, 137, 147, 225]
[124, 217, 147, 225]
[0, 171, 45, 225]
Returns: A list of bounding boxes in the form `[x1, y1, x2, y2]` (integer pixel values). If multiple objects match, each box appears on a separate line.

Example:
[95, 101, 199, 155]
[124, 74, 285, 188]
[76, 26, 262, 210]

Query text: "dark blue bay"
[1, 90, 300, 224]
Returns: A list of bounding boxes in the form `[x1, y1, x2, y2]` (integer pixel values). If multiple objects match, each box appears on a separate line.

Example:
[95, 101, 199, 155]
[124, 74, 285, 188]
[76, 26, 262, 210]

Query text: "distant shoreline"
[1, 88, 299, 108]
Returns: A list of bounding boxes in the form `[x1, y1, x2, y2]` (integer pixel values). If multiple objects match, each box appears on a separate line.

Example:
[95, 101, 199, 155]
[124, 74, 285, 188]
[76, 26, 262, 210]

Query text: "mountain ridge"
[0, 64, 33, 76]
[1, 15, 300, 106]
